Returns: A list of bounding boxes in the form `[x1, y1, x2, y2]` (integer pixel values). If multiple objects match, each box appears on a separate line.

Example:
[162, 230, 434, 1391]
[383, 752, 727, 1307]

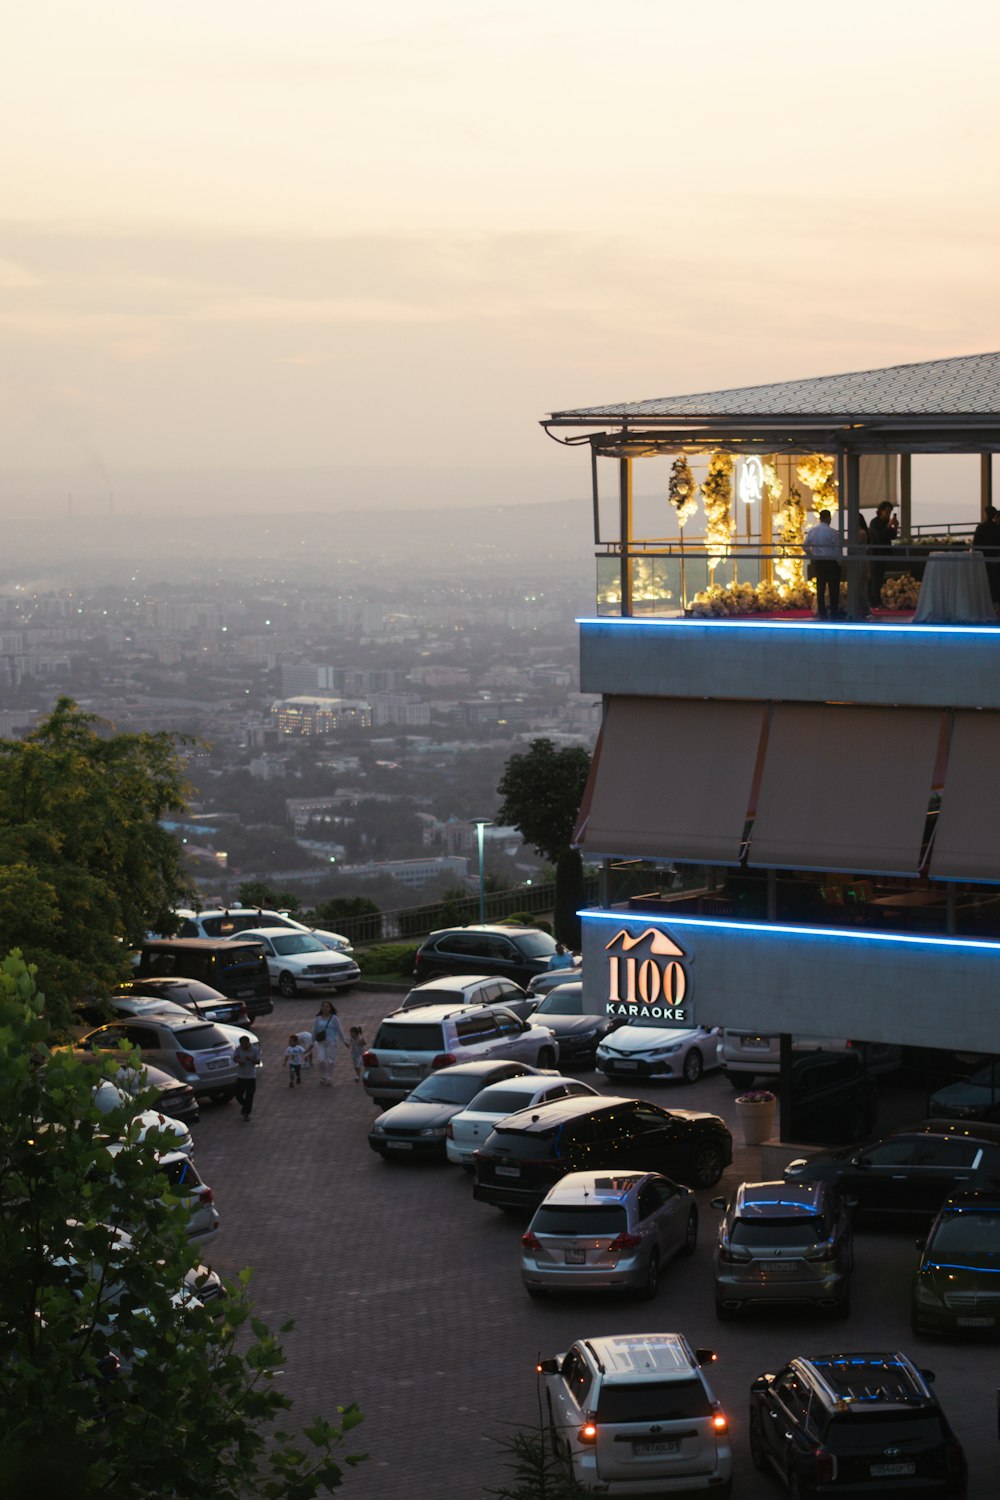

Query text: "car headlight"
[915, 1279, 943, 1307]
[648, 1042, 682, 1056]
[575, 1028, 598, 1042]
[418, 1126, 446, 1138]
[371, 1119, 386, 1134]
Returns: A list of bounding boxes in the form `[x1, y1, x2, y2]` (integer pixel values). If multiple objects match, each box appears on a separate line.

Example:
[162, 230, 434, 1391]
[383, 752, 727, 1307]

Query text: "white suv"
[539, 1332, 731, 1496]
[362, 1003, 559, 1105]
[717, 1030, 901, 1090]
[172, 907, 353, 954]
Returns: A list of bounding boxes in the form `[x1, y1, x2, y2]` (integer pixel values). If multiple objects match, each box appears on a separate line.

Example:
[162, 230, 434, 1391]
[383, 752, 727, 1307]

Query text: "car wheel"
[680, 1207, 699, 1256]
[537, 1047, 556, 1068]
[749, 1414, 769, 1472]
[689, 1142, 725, 1188]
[682, 1048, 703, 1084]
[639, 1253, 659, 1300]
[210, 1088, 235, 1105]
[278, 971, 297, 998]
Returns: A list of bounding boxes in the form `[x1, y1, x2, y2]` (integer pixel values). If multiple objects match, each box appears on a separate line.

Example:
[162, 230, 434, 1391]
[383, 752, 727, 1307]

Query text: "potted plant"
[734, 1088, 777, 1145]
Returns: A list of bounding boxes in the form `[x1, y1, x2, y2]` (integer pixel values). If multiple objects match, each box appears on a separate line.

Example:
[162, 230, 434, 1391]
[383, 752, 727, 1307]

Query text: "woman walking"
[312, 999, 348, 1087]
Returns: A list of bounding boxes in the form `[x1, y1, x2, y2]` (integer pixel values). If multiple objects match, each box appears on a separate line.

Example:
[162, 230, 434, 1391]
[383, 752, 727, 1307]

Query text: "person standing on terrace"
[803, 509, 843, 620]
[973, 505, 1000, 607]
[868, 500, 898, 609]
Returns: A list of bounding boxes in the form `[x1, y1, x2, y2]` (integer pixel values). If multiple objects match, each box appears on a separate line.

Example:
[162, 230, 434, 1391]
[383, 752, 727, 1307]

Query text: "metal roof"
[546, 351, 1000, 424]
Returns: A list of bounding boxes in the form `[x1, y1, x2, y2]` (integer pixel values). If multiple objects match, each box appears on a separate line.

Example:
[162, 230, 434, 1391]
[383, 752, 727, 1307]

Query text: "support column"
[619, 454, 633, 617]
[845, 450, 863, 619]
[900, 454, 912, 536]
[982, 454, 994, 519]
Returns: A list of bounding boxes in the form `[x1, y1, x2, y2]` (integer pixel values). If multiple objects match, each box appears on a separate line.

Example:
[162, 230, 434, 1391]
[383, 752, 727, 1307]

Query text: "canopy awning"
[931, 712, 1000, 881]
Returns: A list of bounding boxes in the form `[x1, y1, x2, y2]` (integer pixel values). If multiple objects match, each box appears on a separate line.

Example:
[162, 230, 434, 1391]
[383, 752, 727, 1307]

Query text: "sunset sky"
[3, 0, 999, 515]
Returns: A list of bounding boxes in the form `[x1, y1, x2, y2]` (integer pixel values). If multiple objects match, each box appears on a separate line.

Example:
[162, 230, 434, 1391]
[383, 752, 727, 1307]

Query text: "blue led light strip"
[578, 908, 1000, 955]
[577, 617, 1000, 638]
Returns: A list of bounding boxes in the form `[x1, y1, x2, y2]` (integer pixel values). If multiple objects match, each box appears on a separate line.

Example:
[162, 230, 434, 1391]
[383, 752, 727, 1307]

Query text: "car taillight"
[362, 1051, 377, 1067]
[945, 1443, 964, 1477]
[431, 1053, 457, 1070]
[199, 1187, 214, 1205]
[711, 1411, 728, 1435]
[445, 1121, 454, 1138]
[177, 1051, 196, 1072]
[238, 1004, 249, 1023]
[608, 1232, 642, 1252]
[522, 1230, 541, 1249]
[718, 1244, 751, 1264]
[814, 1448, 836, 1483]
[578, 1419, 597, 1444]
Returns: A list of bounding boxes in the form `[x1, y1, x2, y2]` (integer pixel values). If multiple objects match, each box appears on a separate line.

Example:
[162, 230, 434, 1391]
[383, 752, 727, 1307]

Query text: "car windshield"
[159, 1157, 203, 1191]
[928, 1210, 1000, 1261]
[963, 1063, 1000, 1089]
[269, 934, 325, 956]
[373, 1023, 444, 1051]
[408, 1075, 482, 1104]
[732, 1216, 828, 1247]
[596, 1379, 712, 1423]
[824, 1412, 945, 1453]
[176, 1024, 231, 1051]
[531, 1204, 626, 1235]
[404, 989, 456, 1008]
[466, 1086, 537, 1115]
[512, 933, 558, 958]
[537, 993, 584, 1015]
[125, 999, 189, 1018]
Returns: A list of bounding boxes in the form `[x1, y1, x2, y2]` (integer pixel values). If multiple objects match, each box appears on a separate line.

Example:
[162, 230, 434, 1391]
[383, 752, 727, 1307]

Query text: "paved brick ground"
[191, 992, 1000, 1499]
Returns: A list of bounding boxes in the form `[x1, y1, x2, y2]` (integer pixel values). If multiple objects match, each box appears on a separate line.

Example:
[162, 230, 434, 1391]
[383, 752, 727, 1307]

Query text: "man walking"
[233, 1034, 262, 1121]
[803, 508, 843, 620]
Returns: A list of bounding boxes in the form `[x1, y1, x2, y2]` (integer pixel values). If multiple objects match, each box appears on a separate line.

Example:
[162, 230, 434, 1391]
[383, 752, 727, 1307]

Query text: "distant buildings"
[271, 696, 372, 736]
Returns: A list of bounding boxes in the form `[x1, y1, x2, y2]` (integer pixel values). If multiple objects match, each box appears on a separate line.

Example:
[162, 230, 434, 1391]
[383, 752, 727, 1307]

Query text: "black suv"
[785, 1120, 1000, 1218]
[414, 925, 558, 987]
[472, 1095, 732, 1209]
[749, 1351, 966, 1497]
[912, 1192, 1000, 1337]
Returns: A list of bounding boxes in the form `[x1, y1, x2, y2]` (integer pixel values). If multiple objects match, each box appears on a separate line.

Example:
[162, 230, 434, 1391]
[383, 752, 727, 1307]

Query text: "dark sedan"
[367, 1060, 542, 1160]
[785, 1120, 1000, 1218]
[527, 984, 615, 1068]
[912, 1193, 1000, 1336]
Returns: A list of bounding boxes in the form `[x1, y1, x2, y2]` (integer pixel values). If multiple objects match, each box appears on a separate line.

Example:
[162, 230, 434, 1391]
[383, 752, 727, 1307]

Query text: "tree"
[495, 740, 591, 947]
[238, 880, 303, 914]
[0, 699, 192, 1030]
[0, 950, 364, 1500]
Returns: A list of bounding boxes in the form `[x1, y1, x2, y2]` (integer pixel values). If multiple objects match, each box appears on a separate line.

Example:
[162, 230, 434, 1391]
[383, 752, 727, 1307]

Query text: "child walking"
[349, 1025, 367, 1083]
[284, 1033, 305, 1087]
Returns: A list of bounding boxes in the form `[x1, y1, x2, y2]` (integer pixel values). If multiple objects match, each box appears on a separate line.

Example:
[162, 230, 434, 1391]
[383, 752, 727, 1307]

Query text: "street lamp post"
[474, 820, 492, 923]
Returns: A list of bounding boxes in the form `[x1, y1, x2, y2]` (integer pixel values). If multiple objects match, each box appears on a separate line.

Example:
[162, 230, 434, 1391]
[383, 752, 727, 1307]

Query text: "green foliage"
[0, 700, 191, 1030]
[238, 880, 303, 914]
[496, 740, 591, 947]
[0, 950, 364, 1500]
[486, 1413, 590, 1499]
[310, 896, 381, 924]
[355, 942, 418, 978]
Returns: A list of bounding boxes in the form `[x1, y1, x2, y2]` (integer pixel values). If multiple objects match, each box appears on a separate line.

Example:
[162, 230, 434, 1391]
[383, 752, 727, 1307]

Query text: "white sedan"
[595, 1025, 721, 1085]
[92, 1080, 195, 1157]
[445, 1074, 600, 1167]
[228, 926, 361, 998]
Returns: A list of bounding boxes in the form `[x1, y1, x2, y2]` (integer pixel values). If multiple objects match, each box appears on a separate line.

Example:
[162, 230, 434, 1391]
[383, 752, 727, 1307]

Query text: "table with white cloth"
[911, 550, 997, 623]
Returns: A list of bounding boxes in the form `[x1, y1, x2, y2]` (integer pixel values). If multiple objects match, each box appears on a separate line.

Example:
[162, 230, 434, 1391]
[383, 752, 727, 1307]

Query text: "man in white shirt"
[803, 508, 843, 620]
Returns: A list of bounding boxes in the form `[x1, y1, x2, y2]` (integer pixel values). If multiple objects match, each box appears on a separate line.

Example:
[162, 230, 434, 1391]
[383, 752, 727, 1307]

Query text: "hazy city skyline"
[4, 1, 999, 518]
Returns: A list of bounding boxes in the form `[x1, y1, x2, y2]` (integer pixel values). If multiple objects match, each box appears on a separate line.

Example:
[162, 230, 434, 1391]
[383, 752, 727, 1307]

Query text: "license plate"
[958, 1316, 995, 1326]
[871, 1463, 915, 1477]
[564, 1248, 586, 1264]
[614, 1059, 638, 1069]
[761, 1260, 798, 1273]
[496, 1165, 521, 1178]
[741, 1035, 770, 1049]
[206, 1060, 229, 1071]
[237, 990, 254, 998]
[392, 1066, 419, 1078]
[385, 1140, 413, 1151]
[634, 1440, 679, 1457]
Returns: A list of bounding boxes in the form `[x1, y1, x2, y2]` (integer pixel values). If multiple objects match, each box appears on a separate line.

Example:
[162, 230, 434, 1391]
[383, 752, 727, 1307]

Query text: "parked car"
[784, 1120, 1000, 1217]
[527, 982, 616, 1068]
[362, 1003, 559, 1106]
[135, 939, 273, 1019]
[473, 1095, 733, 1210]
[748, 1350, 966, 1497]
[367, 1060, 544, 1160]
[526, 963, 583, 998]
[929, 1059, 1000, 1123]
[413, 924, 559, 987]
[171, 905, 354, 953]
[786, 1050, 877, 1146]
[225, 926, 360, 997]
[399, 975, 536, 1021]
[91, 1080, 195, 1157]
[83, 994, 258, 1055]
[539, 1332, 731, 1496]
[446, 1074, 600, 1167]
[57, 1220, 222, 1315]
[718, 1030, 901, 1090]
[711, 1180, 853, 1320]
[112, 978, 251, 1027]
[71, 1053, 199, 1127]
[521, 1170, 698, 1299]
[76, 1015, 239, 1104]
[597, 1024, 721, 1086]
[912, 1192, 1000, 1336]
[103, 1145, 220, 1245]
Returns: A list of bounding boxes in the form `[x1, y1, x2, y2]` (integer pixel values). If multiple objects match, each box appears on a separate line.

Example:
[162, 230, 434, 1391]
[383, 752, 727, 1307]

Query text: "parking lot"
[192, 990, 1000, 1498]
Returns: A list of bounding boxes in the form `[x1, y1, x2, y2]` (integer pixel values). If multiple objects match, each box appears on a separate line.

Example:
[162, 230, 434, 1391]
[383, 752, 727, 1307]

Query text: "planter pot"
[735, 1098, 776, 1145]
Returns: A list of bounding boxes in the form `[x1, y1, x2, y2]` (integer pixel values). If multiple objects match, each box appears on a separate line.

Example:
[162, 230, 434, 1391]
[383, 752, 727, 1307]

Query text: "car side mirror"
[920, 1368, 936, 1383]
[536, 1357, 560, 1375]
[750, 1377, 771, 1393]
[519, 1019, 530, 1032]
[694, 1348, 717, 1366]
[915, 1237, 926, 1251]
[710, 1196, 727, 1211]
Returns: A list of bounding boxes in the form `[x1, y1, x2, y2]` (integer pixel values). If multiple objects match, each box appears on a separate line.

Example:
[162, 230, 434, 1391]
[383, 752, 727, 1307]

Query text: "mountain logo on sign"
[604, 925, 690, 1023]
[605, 927, 686, 957]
